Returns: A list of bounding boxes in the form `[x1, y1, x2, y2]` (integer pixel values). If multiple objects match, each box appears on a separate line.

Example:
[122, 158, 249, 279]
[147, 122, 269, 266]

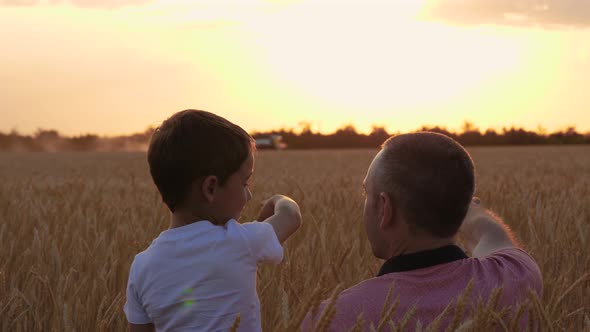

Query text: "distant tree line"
[0, 122, 589, 152]
[254, 122, 590, 149]
[0, 128, 154, 152]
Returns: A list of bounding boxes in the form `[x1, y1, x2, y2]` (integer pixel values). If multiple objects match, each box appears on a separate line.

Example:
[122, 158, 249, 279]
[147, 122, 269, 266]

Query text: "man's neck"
[378, 242, 467, 276]
[387, 236, 456, 259]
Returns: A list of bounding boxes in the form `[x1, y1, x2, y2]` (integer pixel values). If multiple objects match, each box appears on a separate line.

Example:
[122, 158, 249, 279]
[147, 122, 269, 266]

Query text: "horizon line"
[2, 121, 589, 138]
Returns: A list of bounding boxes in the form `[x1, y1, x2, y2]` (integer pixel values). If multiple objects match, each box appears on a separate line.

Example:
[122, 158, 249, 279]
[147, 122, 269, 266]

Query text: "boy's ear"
[379, 192, 394, 230]
[201, 175, 218, 203]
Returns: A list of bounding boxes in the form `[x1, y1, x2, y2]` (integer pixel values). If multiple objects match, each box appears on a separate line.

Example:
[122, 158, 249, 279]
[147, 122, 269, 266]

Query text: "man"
[303, 132, 543, 330]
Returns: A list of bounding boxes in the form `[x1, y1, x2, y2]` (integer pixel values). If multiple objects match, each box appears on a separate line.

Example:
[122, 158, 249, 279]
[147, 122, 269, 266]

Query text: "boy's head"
[148, 110, 255, 224]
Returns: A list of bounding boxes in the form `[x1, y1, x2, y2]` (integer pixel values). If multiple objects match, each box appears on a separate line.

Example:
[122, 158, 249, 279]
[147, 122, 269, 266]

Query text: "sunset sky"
[1, 0, 589, 136]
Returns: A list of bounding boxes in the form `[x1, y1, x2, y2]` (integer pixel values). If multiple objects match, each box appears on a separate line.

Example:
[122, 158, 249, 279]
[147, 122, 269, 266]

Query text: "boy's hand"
[459, 196, 515, 257]
[257, 195, 302, 243]
[257, 195, 284, 221]
[460, 197, 486, 252]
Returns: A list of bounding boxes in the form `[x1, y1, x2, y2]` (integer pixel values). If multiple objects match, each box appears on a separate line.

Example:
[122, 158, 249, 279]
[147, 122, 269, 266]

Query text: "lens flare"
[179, 288, 195, 307]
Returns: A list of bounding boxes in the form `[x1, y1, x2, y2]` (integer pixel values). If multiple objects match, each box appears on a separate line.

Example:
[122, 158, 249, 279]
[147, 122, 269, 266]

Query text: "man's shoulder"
[332, 275, 400, 305]
[475, 247, 543, 288]
[336, 248, 542, 300]
[475, 247, 541, 274]
[484, 246, 537, 261]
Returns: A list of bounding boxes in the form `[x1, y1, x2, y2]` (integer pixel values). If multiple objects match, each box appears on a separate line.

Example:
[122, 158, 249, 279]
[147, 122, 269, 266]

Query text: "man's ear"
[201, 175, 218, 203]
[379, 192, 394, 230]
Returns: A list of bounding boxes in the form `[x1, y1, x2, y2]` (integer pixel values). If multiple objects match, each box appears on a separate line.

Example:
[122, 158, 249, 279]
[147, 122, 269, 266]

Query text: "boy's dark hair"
[148, 110, 254, 212]
[378, 132, 475, 238]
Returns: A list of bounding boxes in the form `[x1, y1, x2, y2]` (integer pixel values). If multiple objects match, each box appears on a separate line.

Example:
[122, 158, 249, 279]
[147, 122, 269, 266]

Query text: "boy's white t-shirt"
[124, 219, 283, 332]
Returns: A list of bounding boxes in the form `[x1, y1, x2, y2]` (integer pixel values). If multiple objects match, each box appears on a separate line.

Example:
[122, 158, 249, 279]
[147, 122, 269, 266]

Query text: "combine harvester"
[254, 134, 286, 150]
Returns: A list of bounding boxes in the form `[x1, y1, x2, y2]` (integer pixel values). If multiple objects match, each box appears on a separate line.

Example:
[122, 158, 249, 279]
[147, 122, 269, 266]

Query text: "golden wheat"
[0, 147, 589, 331]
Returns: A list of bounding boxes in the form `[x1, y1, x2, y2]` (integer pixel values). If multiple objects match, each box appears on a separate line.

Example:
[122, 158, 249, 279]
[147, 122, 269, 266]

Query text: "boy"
[124, 110, 302, 332]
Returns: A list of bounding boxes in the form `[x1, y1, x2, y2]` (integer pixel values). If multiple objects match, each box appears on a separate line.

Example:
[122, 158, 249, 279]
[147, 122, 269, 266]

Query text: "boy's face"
[215, 151, 254, 222]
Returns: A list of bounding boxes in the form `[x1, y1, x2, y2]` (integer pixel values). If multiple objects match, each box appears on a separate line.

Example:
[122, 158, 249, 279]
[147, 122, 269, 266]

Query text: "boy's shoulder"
[127, 221, 220, 272]
[231, 221, 284, 264]
[128, 244, 155, 278]
[130, 220, 281, 264]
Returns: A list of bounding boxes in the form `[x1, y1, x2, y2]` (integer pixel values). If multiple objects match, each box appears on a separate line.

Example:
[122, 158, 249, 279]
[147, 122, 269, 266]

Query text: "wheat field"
[0, 146, 589, 331]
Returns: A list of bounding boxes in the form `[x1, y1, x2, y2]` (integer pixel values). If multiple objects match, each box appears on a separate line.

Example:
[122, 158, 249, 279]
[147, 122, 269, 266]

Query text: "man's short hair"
[378, 132, 475, 238]
[148, 110, 254, 212]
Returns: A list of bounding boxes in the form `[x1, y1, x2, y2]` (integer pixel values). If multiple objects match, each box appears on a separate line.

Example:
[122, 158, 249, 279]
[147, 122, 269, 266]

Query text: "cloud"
[427, 0, 590, 27]
[0, 0, 151, 8]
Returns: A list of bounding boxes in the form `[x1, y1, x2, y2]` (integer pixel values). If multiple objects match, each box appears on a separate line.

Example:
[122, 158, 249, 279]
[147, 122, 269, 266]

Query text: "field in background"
[0, 147, 589, 331]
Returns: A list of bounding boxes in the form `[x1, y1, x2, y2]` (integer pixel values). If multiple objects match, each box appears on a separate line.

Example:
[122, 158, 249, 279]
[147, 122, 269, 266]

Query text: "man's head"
[148, 110, 255, 224]
[362, 132, 475, 259]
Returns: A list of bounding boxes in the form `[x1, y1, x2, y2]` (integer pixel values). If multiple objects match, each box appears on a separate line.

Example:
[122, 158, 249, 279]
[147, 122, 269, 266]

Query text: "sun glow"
[247, 16, 524, 109]
[160, 0, 526, 109]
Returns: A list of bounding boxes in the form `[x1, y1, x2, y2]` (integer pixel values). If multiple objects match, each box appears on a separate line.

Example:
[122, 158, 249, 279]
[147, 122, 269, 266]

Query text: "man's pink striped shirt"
[303, 248, 542, 331]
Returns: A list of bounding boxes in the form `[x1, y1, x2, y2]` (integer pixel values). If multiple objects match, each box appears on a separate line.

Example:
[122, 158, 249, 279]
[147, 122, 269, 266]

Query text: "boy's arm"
[257, 195, 302, 243]
[460, 198, 516, 258]
[129, 323, 155, 332]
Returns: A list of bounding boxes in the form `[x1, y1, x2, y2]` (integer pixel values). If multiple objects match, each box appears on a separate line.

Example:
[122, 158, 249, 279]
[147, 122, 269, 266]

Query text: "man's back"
[305, 247, 542, 331]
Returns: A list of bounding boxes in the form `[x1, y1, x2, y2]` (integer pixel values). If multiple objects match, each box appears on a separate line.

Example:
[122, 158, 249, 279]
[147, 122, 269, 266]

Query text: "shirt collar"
[156, 219, 232, 242]
[377, 244, 468, 277]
